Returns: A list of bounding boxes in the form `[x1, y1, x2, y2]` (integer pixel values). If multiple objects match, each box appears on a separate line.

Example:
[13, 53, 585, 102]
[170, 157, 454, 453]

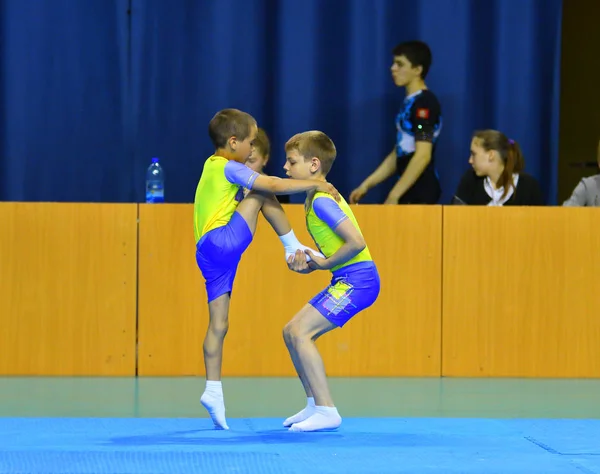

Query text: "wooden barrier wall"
[0, 203, 138, 375]
[442, 206, 600, 378]
[1, 203, 599, 377]
[137, 204, 442, 377]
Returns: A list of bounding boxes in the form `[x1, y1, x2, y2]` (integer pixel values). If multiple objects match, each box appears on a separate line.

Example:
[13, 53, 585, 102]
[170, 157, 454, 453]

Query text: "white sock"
[283, 397, 316, 427]
[279, 229, 305, 258]
[279, 230, 324, 262]
[200, 381, 229, 430]
[289, 406, 342, 432]
[204, 380, 223, 396]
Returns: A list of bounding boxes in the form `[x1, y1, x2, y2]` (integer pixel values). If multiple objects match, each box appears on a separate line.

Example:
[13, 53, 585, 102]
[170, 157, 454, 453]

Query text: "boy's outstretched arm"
[258, 193, 324, 261]
[252, 174, 340, 201]
[224, 160, 340, 201]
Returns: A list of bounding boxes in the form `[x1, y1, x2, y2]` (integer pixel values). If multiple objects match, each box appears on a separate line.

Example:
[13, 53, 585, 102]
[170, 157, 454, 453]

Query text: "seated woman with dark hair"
[452, 130, 544, 206]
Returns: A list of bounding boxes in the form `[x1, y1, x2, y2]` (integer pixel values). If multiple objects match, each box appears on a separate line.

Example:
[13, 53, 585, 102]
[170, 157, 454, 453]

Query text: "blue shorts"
[309, 261, 380, 327]
[195, 212, 253, 303]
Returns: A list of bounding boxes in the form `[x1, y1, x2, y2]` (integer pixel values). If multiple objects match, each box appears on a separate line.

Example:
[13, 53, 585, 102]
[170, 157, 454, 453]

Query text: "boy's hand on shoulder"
[305, 249, 329, 270]
[287, 249, 314, 274]
[316, 181, 341, 202]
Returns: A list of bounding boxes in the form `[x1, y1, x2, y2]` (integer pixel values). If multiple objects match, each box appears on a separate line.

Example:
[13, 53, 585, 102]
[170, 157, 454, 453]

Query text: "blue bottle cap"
[152, 157, 159, 163]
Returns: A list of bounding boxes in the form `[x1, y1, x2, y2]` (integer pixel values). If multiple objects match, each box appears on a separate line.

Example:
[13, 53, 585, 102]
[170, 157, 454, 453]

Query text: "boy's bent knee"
[282, 323, 293, 344]
[283, 321, 306, 345]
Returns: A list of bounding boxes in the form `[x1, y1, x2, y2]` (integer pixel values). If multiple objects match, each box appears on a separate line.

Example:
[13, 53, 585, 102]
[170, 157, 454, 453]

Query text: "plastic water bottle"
[145, 157, 164, 203]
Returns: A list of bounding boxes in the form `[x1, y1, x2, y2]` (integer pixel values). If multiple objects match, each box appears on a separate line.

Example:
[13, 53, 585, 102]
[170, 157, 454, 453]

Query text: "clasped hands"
[287, 249, 328, 273]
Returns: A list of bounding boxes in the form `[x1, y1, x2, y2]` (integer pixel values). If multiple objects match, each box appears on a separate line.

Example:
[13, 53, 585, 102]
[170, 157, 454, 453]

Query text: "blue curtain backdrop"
[0, 0, 562, 205]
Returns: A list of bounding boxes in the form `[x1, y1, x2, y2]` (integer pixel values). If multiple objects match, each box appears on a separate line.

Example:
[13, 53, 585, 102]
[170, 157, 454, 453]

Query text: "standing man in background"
[350, 41, 442, 205]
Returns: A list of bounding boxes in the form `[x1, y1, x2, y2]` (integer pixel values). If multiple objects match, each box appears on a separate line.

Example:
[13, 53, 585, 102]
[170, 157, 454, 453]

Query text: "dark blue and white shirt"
[394, 89, 442, 204]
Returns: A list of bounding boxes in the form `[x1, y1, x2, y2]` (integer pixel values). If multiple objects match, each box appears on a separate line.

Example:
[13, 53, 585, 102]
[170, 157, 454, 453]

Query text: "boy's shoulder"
[410, 89, 441, 109]
[311, 192, 353, 222]
[313, 190, 336, 200]
[312, 191, 348, 206]
[200, 155, 231, 175]
[205, 155, 228, 165]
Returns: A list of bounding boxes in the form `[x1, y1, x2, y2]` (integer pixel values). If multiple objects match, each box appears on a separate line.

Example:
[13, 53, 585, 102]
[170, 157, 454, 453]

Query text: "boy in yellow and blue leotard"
[282, 131, 381, 432]
[195, 110, 338, 430]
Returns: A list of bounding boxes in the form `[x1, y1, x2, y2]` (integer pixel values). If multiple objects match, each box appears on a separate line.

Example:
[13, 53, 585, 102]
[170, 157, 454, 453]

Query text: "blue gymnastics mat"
[1, 417, 599, 473]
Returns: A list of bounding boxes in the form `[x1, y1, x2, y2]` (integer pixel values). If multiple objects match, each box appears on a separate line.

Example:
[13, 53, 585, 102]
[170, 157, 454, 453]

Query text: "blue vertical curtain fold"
[0, 0, 562, 204]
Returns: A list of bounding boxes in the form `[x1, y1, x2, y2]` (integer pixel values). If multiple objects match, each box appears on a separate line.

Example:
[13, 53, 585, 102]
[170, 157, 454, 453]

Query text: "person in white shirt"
[563, 139, 600, 207]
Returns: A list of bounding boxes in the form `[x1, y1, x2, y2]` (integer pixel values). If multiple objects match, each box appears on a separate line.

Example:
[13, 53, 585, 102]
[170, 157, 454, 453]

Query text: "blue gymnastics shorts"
[309, 261, 380, 327]
[195, 211, 253, 303]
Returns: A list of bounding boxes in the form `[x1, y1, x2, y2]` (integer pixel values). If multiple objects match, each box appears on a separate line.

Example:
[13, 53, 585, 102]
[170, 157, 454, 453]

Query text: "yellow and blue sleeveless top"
[193, 155, 258, 242]
[305, 191, 373, 272]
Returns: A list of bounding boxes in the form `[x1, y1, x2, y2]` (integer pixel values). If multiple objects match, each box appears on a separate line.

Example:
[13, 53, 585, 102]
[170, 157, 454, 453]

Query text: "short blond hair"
[284, 131, 337, 175]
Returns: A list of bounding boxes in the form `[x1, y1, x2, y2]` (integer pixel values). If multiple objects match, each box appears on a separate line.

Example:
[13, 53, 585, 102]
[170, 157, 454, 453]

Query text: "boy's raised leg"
[237, 190, 323, 258]
[255, 192, 324, 259]
[234, 191, 268, 235]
